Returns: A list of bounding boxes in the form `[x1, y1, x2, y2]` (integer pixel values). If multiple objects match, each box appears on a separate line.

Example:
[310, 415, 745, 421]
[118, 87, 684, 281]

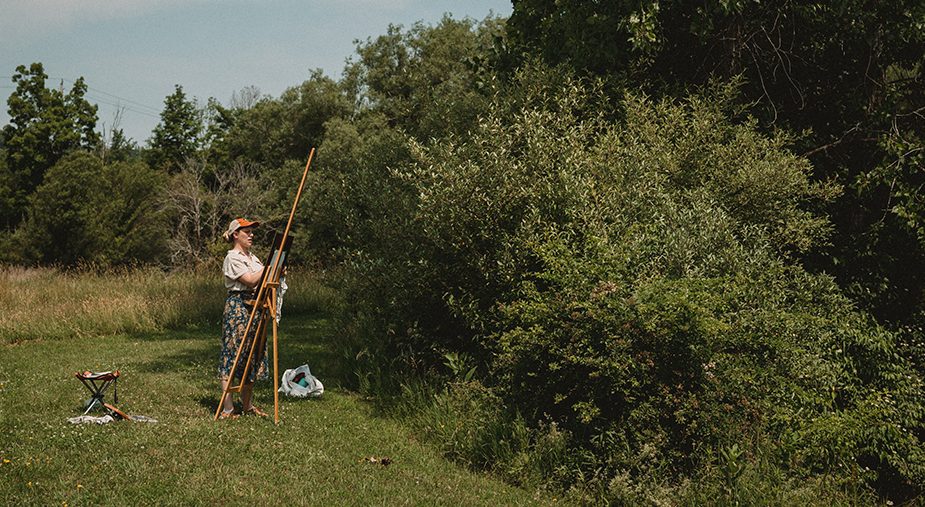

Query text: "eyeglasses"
[237, 229, 254, 236]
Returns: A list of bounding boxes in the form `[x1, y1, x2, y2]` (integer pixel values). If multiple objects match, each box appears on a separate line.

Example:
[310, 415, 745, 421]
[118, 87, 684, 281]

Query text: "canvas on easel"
[258, 232, 293, 290]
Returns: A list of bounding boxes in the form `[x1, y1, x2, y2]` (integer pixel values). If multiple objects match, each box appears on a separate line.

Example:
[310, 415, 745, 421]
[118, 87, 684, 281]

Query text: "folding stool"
[75, 370, 122, 416]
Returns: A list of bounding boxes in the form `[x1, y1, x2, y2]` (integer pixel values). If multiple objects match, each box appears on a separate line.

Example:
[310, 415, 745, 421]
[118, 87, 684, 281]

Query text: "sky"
[0, 0, 513, 144]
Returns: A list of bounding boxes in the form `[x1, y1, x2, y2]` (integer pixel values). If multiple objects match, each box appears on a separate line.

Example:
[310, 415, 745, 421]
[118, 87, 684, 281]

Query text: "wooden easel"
[214, 148, 315, 425]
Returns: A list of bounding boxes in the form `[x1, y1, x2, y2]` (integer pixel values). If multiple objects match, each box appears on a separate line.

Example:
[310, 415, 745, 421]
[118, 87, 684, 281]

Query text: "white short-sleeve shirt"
[223, 250, 264, 291]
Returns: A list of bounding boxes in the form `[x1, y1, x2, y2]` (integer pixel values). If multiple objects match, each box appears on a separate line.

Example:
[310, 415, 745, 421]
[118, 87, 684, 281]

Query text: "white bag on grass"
[278, 364, 323, 398]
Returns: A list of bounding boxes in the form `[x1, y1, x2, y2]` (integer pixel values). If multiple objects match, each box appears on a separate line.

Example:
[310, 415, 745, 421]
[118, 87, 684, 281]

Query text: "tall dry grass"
[0, 266, 336, 344]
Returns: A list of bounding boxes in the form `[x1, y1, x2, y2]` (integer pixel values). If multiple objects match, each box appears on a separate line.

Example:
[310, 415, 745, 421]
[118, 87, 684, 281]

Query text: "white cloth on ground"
[67, 414, 159, 424]
[279, 364, 323, 398]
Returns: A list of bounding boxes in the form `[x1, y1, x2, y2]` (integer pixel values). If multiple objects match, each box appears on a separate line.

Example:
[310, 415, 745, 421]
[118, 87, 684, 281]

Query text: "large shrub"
[329, 69, 925, 499]
[17, 151, 166, 266]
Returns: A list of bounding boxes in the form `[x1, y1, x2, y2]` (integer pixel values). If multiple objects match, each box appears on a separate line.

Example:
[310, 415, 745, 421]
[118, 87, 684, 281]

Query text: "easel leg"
[273, 315, 280, 425]
[265, 286, 281, 425]
[214, 302, 265, 420]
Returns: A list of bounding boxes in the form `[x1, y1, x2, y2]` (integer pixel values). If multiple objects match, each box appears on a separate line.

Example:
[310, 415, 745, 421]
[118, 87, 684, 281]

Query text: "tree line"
[2, 3, 924, 502]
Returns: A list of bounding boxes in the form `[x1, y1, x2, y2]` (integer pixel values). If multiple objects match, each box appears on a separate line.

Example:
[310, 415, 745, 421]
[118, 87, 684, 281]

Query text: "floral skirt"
[218, 293, 268, 382]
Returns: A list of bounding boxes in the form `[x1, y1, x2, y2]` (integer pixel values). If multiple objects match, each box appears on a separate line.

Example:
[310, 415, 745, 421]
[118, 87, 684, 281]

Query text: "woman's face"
[234, 227, 254, 250]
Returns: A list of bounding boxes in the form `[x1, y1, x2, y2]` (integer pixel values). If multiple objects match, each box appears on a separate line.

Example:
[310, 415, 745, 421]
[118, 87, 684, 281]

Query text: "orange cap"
[223, 217, 260, 241]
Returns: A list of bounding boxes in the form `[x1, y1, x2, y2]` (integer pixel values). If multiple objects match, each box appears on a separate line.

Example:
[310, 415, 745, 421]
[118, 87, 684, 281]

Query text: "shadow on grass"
[271, 315, 348, 390]
[196, 395, 218, 412]
[134, 313, 350, 389]
[197, 390, 327, 414]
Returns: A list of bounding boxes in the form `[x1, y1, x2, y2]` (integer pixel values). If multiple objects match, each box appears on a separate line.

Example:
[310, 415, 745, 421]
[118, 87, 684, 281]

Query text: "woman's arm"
[237, 267, 265, 288]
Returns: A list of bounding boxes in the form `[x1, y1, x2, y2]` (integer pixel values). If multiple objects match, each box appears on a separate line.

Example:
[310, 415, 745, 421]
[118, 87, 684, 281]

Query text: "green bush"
[17, 151, 166, 266]
[325, 67, 924, 499]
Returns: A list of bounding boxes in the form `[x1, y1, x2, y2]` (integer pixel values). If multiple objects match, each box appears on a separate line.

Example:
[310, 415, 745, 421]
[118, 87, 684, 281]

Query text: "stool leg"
[80, 379, 115, 415]
[83, 393, 104, 415]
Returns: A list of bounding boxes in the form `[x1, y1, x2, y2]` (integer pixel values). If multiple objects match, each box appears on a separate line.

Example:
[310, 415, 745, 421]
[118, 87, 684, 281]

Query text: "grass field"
[0, 268, 543, 506]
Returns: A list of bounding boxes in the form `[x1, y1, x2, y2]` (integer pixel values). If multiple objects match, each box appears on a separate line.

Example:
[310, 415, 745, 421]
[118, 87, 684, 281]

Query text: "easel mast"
[214, 148, 316, 425]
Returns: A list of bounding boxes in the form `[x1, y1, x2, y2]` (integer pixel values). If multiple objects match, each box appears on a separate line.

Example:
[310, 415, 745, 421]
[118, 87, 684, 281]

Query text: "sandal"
[243, 405, 268, 417]
[218, 410, 239, 420]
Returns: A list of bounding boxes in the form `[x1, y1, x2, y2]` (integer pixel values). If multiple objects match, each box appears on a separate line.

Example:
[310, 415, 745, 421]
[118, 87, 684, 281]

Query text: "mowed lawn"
[0, 314, 542, 506]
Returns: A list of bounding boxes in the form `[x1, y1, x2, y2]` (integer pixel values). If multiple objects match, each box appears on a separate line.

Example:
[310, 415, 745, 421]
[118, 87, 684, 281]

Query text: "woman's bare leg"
[241, 382, 254, 410]
[219, 378, 236, 413]
[240, 382, 267, 416]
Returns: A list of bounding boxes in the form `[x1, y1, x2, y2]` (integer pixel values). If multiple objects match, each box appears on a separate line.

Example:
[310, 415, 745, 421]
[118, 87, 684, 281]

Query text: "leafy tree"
[94, 159, 168, 264]
[305, 113, 413, 263]
[98, 109, 140, 164]
[19, 152, 166, 266]
[147, 85, 203, 173]
[343, 15, 504, 140]
[208, 71, 351, 169]
[0, 153, 14, 231]
[104, 128, 138, 163]
[1, 62, 100, 227]
[19, 152, 106, 264]
[506, 0, 925, 329]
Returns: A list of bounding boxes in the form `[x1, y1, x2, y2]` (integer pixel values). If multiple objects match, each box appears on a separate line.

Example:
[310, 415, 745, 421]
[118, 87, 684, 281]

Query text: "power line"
[0, 74, 164, 118]
[48, 76, 164, 117]
[84, 85, 162, 114]
[82, 93, 161, 119]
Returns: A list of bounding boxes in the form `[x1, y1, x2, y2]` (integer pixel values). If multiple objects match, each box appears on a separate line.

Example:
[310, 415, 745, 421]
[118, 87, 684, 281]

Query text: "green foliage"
[327, 69, 925, 499]
[1, 63, 100, 227]
[209, 72, 351, 169]
[101, 126, 140, 164]
[507, 1, 924, 137]
[18, 152, 166, 266]
[303, 113, 412, 264]
[506, 0, 648, 76]
[0, 153, 15, 232]
[506, 0, 925, 329]
[344, 15, 504, 140]
[2, 11, 922, 503]
[96, 159, 168, 264]
[147, 85, 203, 173]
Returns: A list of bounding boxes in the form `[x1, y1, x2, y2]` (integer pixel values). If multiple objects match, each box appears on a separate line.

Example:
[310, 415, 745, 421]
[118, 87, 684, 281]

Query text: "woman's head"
[223, 218, 260, 248]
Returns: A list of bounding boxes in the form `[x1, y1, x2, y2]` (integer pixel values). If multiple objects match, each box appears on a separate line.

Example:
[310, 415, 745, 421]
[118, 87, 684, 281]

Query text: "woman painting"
[217, 217, 269, 419]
